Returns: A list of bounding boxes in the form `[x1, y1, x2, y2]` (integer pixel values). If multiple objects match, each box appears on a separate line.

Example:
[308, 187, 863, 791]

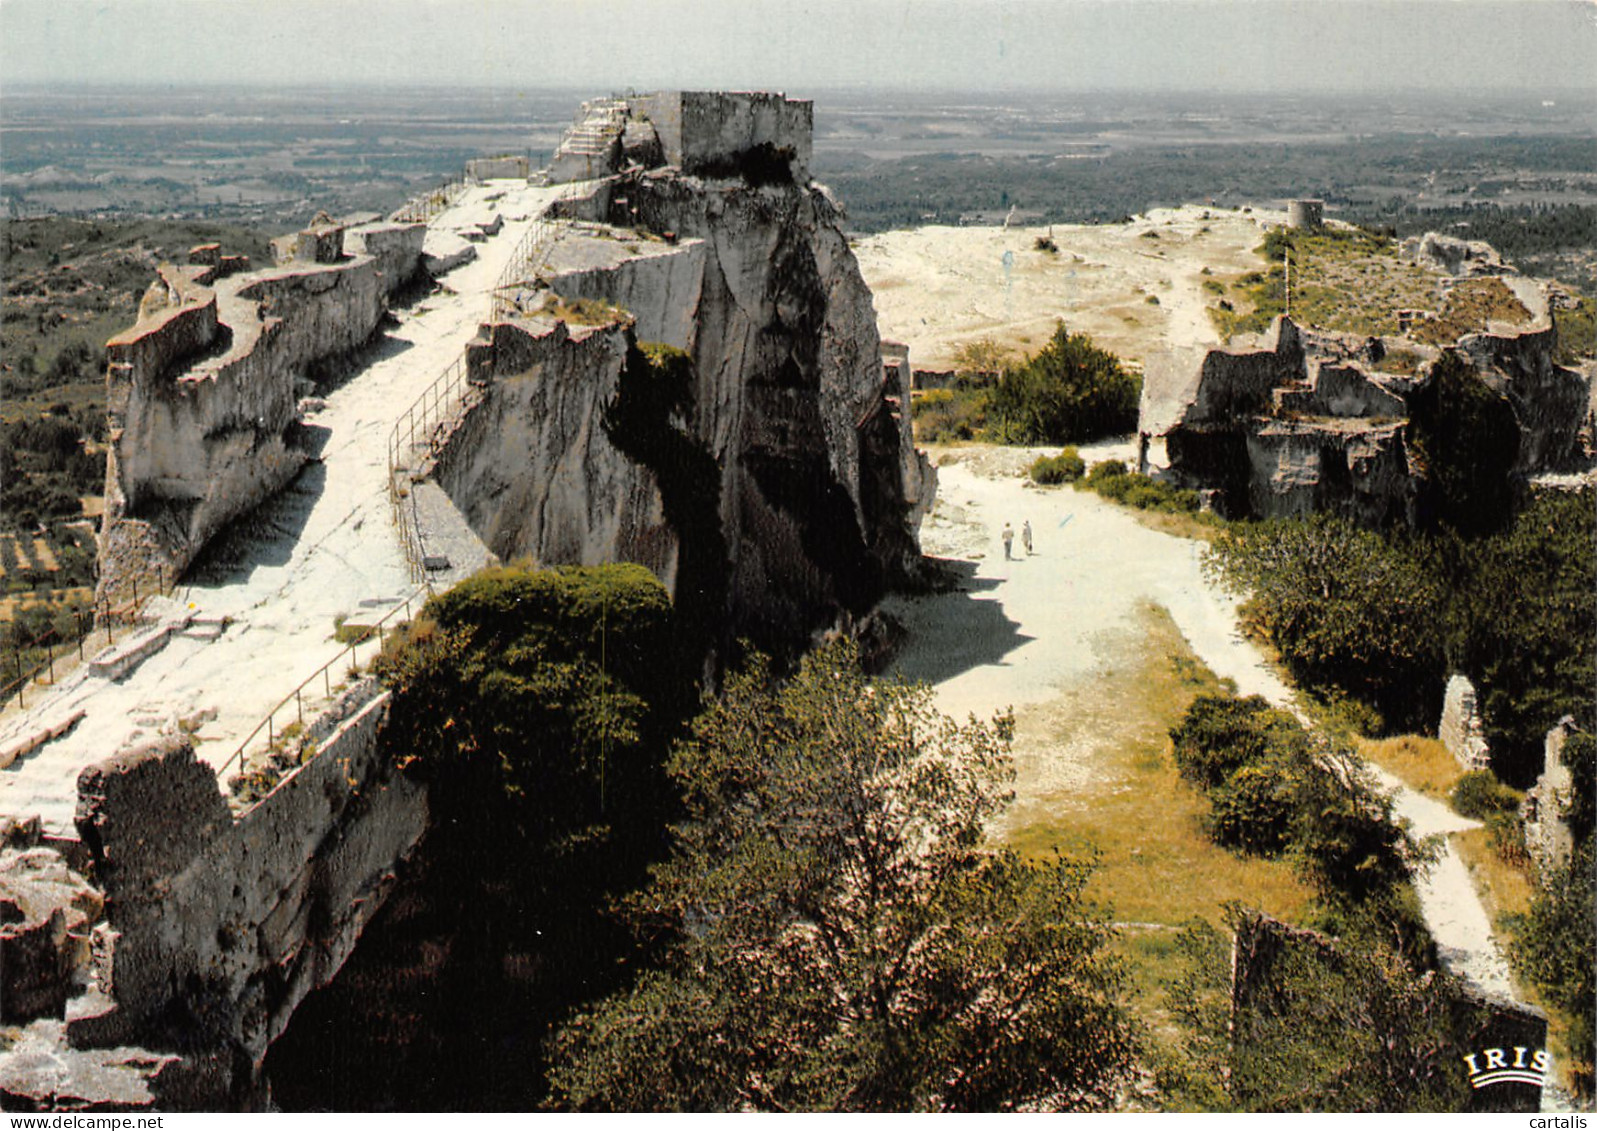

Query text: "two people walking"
[1002, 520, 1033, 561]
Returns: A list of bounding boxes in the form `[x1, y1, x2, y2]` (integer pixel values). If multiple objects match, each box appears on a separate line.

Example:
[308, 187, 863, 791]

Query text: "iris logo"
[1462, 1046, 1550, 1089]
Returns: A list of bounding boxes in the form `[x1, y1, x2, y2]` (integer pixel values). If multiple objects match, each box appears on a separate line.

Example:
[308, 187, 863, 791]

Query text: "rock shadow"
[183, 457, 329, 585]
[888, 557, 1034, 689]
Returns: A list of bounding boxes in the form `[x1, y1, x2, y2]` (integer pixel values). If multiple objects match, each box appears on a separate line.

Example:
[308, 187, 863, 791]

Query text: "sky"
[2, 0, 1595, 94]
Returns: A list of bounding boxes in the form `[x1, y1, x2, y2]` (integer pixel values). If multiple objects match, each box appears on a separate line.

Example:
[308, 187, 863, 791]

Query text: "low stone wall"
[1230, 912, 1547, 1112]
[69, 683, 427, 1102]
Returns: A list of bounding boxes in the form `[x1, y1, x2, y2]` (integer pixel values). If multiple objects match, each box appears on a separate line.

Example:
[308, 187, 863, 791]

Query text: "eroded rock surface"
[1142, 313, 1592, 524]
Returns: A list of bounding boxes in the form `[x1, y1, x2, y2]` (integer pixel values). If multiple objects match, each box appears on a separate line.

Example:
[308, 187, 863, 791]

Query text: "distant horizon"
[4, 79, 1595, 103]
[3, 0, 1595, 95]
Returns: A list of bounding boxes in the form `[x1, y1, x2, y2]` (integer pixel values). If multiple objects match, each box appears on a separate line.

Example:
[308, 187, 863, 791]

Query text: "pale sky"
[2, 0, 1595, 93]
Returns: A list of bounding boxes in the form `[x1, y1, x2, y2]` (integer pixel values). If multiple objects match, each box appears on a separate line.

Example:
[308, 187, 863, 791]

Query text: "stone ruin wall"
[0, 681, 427, 1109]
[1230, 912, 1548, 1113]
[96, 220, 424, 614]
[1145, 313, 1592, 525]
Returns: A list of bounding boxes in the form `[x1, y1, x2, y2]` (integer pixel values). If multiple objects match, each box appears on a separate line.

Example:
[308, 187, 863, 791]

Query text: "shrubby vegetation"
[548, 641, 1135, 1112]
[910, 326, 1138, 448]
[1027, 447, 1084, 484]
[1158, 694, 1472, 1110]
[1207, 515, 1447, 733]
[1074, 458, 1205, 517]
[270, 565, 695, 1108]
[986, 323, 1140, 444]
[1508, 730, 1596, 1096]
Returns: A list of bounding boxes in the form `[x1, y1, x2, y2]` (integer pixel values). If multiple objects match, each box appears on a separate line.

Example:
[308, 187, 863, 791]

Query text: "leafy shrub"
[1169, 693, 1300, 791]
[986, 322, 1140, 444]
[1207, 515, 1446, 732]
[1076, 461, 1203, 516]
[1028, 448, 1084, 484]
[911, 386, 991, 442]
[1449, 769, 1519, 820]
[1209, 759, 1300, 855]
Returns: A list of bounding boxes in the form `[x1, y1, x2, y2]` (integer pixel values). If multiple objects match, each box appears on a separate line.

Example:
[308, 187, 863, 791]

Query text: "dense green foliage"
[1027, 448, 1084, 484]
[986, 323, 1140, 444]
[1169, 693, 1430, 914]
[1448, 492, 1597, 784]
[548, 641, 1136, 1112]
[281, 564, 694, 1107]
[1207, 516, 1447, 731]
[1075, 458, 1205, 517]
[1155, 912, 1474, 1112]
[1512, 839, 1595, 1098]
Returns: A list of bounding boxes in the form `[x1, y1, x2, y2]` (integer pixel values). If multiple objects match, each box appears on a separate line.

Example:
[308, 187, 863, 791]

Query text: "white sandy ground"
[0, 181, 568, 831]
[885, 443, 1515, 998]
[855, 204, 1286, 371]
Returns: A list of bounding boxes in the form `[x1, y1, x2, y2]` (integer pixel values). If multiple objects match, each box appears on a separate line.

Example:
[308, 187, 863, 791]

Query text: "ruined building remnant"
[1440, 674, 1492, 772]
[1522, 716, 1581, 870]
[1138, 313, 1592, 525]
[1287, 199, 1324, 230]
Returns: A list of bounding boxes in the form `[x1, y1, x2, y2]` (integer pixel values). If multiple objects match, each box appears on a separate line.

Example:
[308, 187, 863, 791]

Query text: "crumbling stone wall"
[1143, 313, 1590, 525]
[64, 683, 426, 1104]
[1440, 673, 1492, 771]
[1230, 912, 1548, 1113]
[96, 220, 423, 614]
[1523, 716, 1579, 869]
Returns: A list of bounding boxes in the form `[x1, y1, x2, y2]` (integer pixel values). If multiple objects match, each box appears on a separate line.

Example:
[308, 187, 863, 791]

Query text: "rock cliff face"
[436, 93, 932, 658]
[1143, 312, 1592, 525]
[97, 219, 423, 613]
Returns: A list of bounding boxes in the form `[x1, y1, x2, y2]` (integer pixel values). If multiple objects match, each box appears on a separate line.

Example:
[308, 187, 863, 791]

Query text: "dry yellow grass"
[1452, 826, 1535, 925]
[1000, 602, 1315, 929]
[1358, 734, 1465, 802]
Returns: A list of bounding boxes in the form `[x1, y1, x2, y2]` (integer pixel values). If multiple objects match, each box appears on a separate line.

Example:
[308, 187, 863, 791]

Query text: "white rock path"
[888, 443, 1515, 998]
[0, 181, 566, 833]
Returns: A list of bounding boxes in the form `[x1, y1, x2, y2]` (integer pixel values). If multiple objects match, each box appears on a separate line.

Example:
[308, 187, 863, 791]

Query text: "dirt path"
[0, 181, 564, 833]
[886, 443, 1514, 996]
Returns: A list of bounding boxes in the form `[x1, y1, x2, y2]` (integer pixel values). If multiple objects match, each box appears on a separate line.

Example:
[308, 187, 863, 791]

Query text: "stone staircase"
[548, 98, 628, 183]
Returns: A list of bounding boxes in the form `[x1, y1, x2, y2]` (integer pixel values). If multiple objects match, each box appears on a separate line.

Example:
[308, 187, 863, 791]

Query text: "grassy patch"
[537, 293, 630, 327]
[1358, 735, 1463, 802]
[1001, 603, 1315, 929]
[1452, 826, 1534, 925]
[999, 605, 1315, 1053]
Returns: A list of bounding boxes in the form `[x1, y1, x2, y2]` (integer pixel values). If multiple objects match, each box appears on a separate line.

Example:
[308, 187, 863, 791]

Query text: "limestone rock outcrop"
[1401, 232, 1514, 278]
[1141, 312, 1591, 525]
[436, 92, 932, 658]
[96, 219, 424, 613]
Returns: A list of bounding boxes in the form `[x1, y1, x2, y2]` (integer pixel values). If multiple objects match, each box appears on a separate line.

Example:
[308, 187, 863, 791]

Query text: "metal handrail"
[3, 565, 174, 710]
[216, 586, 429, 783]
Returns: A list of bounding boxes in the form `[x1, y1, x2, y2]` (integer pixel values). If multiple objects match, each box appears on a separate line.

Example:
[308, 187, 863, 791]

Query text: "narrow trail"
[0, 182, 563, 833]
[886, 443, 1515, 998]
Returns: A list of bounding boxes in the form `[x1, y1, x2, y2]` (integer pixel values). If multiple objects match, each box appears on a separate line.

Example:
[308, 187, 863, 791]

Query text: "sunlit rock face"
[437, 92, 934, 658]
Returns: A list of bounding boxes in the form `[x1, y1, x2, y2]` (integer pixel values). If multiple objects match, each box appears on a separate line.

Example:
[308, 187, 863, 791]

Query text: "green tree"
[1207, 514, 1447, 731]
[1451, 491, 1597, 785]
[1511, 839, 1595, 1098]
[987, 322, 1141, 444]
[548, 641, 1135, 1111]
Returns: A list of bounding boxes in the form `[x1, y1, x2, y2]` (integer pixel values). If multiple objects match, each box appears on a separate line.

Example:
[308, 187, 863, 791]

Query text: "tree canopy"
[987, 322, 1141, 444]
[547, 641, 1136, 1112]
